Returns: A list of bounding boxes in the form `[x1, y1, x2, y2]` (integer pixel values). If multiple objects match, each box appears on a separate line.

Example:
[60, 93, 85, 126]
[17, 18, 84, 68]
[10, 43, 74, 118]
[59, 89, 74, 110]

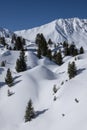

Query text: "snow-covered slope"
[0, 18, 87, 130]
[15, 18, 87, 48]
[0, 47, 87, 130]
[0, 27, 13, 38]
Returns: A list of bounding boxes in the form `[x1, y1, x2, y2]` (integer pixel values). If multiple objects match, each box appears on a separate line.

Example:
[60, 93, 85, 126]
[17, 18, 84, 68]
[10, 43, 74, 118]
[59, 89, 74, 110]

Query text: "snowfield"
[0, 49, 87, 130]
[0, 18, 87, 130]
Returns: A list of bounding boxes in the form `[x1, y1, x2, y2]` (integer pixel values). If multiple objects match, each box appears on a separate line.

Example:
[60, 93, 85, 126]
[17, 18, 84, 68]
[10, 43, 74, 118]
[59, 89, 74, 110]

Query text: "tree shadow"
[2, 51, 11, 56]
[13, 75, 22, 86]
[13, 80, 22, 86]
[0, 68, 4, 75]
[34, 109, 48, 118]
[27, 49, 37, 52]
[77, 68, 86, 75]
[0, 82, 5, 88]
[13, 75, 22, 80]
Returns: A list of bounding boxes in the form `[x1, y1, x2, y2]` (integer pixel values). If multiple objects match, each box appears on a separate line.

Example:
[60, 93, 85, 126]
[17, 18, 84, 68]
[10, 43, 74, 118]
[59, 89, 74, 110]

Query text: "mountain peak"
[0, 27, 13, 38]
[15, 18, 87, 48]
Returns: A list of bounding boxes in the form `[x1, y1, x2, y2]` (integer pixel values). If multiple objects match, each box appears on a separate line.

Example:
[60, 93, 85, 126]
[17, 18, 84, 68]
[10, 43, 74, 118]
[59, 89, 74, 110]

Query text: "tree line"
[36, 33, 84, 66]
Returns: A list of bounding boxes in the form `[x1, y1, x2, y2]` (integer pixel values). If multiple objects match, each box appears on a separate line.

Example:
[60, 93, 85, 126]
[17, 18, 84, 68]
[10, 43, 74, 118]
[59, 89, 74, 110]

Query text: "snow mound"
[0, 50, 19, 69]
[29, 65, 56, 80]
[38, 57, 58, 72]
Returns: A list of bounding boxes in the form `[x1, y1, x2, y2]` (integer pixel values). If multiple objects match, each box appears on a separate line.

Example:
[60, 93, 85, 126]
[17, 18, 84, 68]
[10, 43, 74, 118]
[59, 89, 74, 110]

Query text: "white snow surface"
[0, 27, 13, 38]
[0, 48, 87, 130]
[0, 18, 87, 130]
[15, 18, 87, 48]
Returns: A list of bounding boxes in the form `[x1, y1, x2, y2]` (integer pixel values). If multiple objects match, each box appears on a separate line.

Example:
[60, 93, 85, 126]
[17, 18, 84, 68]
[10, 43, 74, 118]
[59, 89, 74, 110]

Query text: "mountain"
[0, 18, 87, 48]
[0, 27, 13, 38]
[15, 18, 87, 48]
[0, 18, 87, 130]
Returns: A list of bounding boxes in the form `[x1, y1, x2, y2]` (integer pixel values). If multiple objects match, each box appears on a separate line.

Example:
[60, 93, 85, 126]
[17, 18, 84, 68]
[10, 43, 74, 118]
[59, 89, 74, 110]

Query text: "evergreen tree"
[63, 41, 68, 48]
[1, 61, 5, 67]
[73, 48, 78, 56]
[14, 36, 25, 50]
[5, 68, 13, 87]
[68, 61, 77, 79]
[15, 50, 27, 72]
[55, 52, 63, 65]
[69, 44, 76, 56]
[64, 46, 70, 56]
[25, 99, 35, 122]
[47, 49, 52, 60]
[48, 38, 53, 46]
[80, 46, 84, 54]
[9, 46, 12, 50]
[35, 33, 41, 45]
[0, 37, 6, 46]
[35, 33, 48, 56]
[53, 51, 57, 61]
[11, 33, 17, 43]
[37, 48, 41, 59]
[15, 59, 21, 72]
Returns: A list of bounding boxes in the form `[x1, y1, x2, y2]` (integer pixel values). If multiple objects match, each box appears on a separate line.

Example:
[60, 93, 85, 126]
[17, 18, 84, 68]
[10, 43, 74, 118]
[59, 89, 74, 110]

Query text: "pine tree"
[1, 61, 5, 67]
[14, 36, 25, 50]
[47, 49, 52, 60]
[5, 68, 13, 87]
[37, 48, 41, 59]
[25, 99, 35, 122]
[48, 38, 53, 46]
[64, 46, 70, 56]
[73, 48, 78, 56]
[69, 44, 76, 56]
[11, 33, 17, 43]
[53, 51, 57, 61]
[55, 52, 63, 65]
[68, 61, 77, 79]
[35, 33, 48, 56]
[35, 33, 41, 45]
[15, 59, 21, 72]
[80, 46, 84, 54]
[15, 50, 27, 72]
[63, 41, 68, 48]
[0, 37, 6, 46]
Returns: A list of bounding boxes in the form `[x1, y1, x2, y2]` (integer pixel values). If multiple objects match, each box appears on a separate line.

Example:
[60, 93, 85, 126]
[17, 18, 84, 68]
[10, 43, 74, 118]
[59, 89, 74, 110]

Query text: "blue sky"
[0, 0, 87, 31]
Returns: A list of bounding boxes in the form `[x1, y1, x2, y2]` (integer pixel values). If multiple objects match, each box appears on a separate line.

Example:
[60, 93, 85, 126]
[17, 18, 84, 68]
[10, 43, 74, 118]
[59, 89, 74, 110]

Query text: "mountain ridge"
[15, 17, 87, 48]
[0, 27, 13, 37]
[0, 18, 87, 48]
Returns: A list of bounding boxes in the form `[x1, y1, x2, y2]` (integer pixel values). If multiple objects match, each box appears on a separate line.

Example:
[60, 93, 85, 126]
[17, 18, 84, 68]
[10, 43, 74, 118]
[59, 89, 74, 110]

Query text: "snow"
[0, 27, 13, 38]
[15, 18, 87, 49]
[0, 18, 87, 130]
[0, 48, 87, 130]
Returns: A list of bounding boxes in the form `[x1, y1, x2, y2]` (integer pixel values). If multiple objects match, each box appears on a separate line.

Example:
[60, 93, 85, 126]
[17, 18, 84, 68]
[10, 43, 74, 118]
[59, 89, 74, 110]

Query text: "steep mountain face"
[15, 18, 87, 48]
[0, 27, 13, 38]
